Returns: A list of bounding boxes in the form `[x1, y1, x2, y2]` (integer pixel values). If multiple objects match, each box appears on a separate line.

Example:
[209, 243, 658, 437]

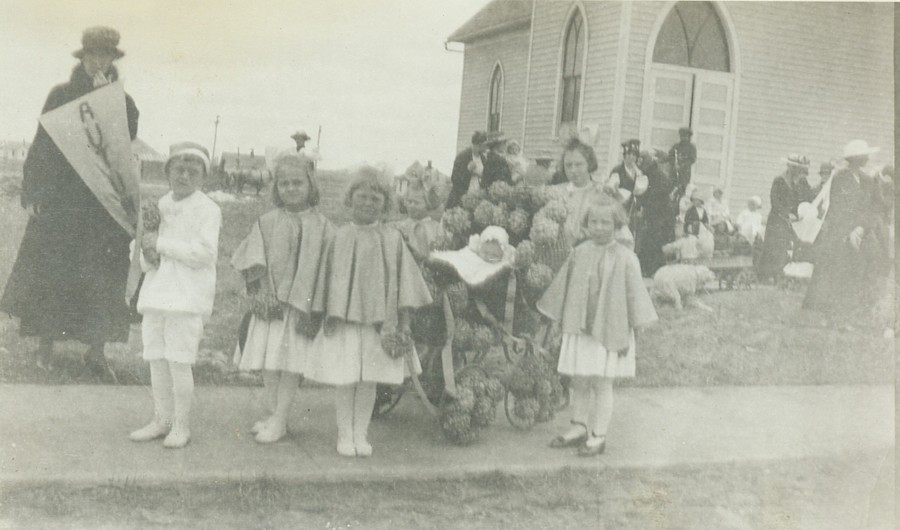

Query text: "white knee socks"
[571, 376, 614, 438]
[569, 377, 591, 435]
[165, 361, 194, 448]
[149, 359, 174, 425]
[588, 377, 614, 438]
[133, 360, 193, 447]
[352, 382, 376, 455]
[334, 382, 377, 457]
[261, 370, 280, 415]
[335, 385, 355, 455]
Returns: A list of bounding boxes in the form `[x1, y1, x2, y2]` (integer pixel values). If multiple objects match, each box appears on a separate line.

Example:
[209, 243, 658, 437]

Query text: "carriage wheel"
[504, 391, 535, 430]
[372, 384, 406, 419]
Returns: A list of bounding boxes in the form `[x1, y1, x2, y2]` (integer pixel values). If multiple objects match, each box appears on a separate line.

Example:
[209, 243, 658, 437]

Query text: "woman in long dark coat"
[0, 27, 139, 375]
[757, 155, 813, 280]
[634, 152, 674, 276]
[803, 141, 884, 319]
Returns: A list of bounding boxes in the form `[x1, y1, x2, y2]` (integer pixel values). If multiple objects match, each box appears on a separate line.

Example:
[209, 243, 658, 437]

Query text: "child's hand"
[144, 247, 161, 267]
[141, 231, 158, 253]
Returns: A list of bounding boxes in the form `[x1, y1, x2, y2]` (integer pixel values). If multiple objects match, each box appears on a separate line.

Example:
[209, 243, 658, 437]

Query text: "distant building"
[0, 141, 29, 162]
[131, 138, 166, 181]
[448, 0, 893, 212]
[219, 151, 268, 173]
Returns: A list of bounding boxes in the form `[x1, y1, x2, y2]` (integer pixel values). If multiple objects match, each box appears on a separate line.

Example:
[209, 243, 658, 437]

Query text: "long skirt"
[305, 322, 422, 386]
[0, 208, 131, 343]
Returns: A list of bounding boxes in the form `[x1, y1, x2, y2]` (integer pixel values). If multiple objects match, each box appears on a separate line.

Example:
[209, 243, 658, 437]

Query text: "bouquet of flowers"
[440, 367, 506, 445]
[381, 329, 414, 360]
[503, 354, 565, 428]
[250, 292, 284, 321]
[141, 199, 161, 267]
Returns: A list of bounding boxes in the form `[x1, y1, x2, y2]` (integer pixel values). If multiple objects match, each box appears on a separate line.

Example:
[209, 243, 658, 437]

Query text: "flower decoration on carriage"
[440, 367, 506, 445]
[504, 354, 565, 427]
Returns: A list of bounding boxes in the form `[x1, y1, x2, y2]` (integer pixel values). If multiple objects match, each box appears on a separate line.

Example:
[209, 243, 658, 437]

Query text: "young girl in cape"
[231, 152, 333, 443]
[391, 182, 444, 262]
[130, 142, 221, 449]
[305, 166, 433, 457]
[538, 194, 657, 456]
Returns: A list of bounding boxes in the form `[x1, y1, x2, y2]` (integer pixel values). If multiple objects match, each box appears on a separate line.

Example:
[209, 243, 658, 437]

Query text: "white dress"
[306, 322, 421, 386]
[231, 209, 328, 374]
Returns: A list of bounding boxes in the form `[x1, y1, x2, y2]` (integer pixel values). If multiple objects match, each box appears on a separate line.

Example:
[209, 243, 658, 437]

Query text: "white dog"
[652, 264, 716, 310]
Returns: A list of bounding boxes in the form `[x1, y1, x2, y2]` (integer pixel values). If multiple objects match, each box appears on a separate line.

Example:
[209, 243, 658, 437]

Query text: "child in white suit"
[129, 142, 221, 448]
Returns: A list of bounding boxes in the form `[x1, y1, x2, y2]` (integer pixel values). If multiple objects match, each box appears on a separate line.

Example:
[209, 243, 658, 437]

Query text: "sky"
[0, 0, 490, 174]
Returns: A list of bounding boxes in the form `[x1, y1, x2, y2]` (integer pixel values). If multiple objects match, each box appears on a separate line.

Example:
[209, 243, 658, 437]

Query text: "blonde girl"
[231, 152, 333, 443]
[537, 194, 657, 456]
[305, 166, 432, 457]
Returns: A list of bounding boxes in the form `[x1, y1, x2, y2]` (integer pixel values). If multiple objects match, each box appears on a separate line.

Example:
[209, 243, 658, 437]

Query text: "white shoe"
[336, 440, 356, 457]
[129, 419, 170, 442]
[355, 440, 373, 457]
[163, 423, 190, 449]
[255, 421, 287, 444]
[251, 416, 273, 435]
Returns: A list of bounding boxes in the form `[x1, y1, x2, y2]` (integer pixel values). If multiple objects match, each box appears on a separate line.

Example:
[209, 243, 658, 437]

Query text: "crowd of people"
[0, 25, 893, 458]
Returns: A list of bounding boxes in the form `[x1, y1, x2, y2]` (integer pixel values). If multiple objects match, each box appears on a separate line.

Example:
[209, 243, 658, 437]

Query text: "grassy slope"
[0, 178, 893, 387]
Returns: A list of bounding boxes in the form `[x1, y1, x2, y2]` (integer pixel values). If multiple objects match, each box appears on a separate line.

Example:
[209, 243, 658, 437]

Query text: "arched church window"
[653, 2, 729, 72]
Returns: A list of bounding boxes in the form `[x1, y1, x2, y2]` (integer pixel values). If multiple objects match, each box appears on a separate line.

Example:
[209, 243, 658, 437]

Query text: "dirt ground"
[1, 450, 892, 530]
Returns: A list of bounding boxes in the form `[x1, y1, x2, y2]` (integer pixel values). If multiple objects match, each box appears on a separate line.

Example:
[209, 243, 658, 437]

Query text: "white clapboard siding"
[452, 1, 892, 216]
[578, 1, 623, 172]
[724, 2, 893, 214]
[455, 28, 531, 153]
[620, 1, 663, 144]
[520, 1, 572, 160]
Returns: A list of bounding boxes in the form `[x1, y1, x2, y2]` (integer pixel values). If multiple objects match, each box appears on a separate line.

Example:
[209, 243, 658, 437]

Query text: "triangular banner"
[39, 81, 140, 237]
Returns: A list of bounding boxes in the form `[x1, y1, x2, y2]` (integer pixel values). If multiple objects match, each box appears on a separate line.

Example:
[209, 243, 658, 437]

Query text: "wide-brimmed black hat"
[73, 26, 125, 59]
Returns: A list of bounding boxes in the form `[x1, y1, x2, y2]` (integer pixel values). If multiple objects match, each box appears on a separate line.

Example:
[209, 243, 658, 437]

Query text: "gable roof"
[447, 0, 532, 44]
[131, 138, 165, 161]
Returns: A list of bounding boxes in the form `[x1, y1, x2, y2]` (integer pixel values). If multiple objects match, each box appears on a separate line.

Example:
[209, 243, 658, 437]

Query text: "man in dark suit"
[445, 131, 488, 209]
[480, 131, 513, 192]
[669, 127, 697, 199]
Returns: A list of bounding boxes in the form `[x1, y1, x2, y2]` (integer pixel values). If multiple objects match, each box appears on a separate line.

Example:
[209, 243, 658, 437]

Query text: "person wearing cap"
[445, 131, 489, 209]
[668, 127, 697, 199]
[757, 154, 815, 281]
[291, 130, 320, 168]
[606, 140, 650, 249]
[606, 140, 648, 213]
[129, 142, 221, 449]
[0, 26, 139, 377]
[804, 140, 886, 321]
[481, 131, 513, 192]
[291, 130, 311, 152]
[633, 150, 675, 276]
[683, 187, 710, 237]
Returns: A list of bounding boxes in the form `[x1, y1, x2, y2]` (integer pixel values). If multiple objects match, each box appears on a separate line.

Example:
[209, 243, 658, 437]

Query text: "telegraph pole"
[210, 115, 220, 169]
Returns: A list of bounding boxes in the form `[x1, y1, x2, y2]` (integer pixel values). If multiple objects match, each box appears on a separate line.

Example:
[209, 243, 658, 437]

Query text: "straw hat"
[842, 139, 879, 159]
[784, 154, 810, 168]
